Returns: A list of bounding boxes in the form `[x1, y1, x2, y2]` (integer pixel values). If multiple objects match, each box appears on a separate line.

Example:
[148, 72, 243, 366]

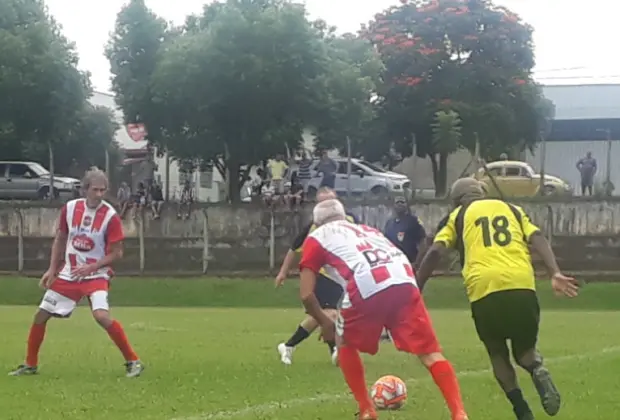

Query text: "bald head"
[449, 177, 485, 206]
[313, 198, 346, 226]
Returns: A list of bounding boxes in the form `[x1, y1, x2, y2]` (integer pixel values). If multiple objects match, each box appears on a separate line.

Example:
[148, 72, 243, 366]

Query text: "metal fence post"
[14, 209, 24, 273]
[202, 209, 209, 274]
[138, 213, 145, 274]
[269, 210, 275, 271]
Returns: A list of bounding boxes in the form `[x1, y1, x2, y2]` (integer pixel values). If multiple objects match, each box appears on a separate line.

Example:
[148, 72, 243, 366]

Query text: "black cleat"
[532, 365, 561, 416]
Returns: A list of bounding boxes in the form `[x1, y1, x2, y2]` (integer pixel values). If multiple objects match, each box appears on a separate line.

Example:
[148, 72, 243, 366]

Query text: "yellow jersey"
[268, 160, 288, 180]
[434, 199, 540, 303]
[293, 214, 357, 279]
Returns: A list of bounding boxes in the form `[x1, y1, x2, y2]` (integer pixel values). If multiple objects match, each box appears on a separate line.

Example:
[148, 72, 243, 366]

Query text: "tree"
[0, 0, 92, 190]
[311, 30, 384, 160]
[364, 0, 551, 195]
[431, 110, 461, 191]
[150, 0, 331, 202]
[106, 0, 168, 147]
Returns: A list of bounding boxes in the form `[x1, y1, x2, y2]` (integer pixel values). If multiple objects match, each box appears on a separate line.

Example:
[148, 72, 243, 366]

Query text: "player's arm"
[49, 205, 70, 274]
[416, 212, 457, 291]
[519, 207, 579, 297]
[276, 222, 312, 279]
[413, 214, 447, 270]
[298, 236, 332, 328]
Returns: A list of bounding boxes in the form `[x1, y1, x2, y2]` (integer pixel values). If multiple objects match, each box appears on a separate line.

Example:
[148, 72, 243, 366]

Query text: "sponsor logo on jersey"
[83, 215, 92, 227]
[72, 234, 95, 252]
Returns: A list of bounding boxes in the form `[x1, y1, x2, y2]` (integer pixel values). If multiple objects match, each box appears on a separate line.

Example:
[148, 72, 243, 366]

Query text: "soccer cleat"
[355, 408, 378, 420]
[125, 360, 144, 378]
[532, 365, 561, 416]
[9, 364, 38, 376]
[331, 347, 339, 366]
[277, 343, 294, 365]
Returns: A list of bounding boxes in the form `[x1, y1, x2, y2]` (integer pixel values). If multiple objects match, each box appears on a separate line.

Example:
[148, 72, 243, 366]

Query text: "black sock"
[506, 388, 532, 418]
[326, 340, 336, 354]
[285, 326, 310, 347]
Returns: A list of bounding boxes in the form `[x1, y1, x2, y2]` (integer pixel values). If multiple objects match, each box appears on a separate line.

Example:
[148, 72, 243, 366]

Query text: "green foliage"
[364, 0, 553, 194]
[0, 0, 117, 177]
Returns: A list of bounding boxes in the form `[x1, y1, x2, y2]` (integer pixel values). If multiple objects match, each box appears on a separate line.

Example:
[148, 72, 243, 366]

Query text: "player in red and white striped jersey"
[9, 169, 144, 378]
[298, 199, 468, 420]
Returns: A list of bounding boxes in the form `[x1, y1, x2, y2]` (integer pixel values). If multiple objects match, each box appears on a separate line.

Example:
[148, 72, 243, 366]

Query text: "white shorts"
[39, 289, 109, 317]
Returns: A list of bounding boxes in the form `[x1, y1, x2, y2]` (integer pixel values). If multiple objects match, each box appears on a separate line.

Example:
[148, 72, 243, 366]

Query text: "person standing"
[316, 151, 338, 190]
[267, 154, 289, 196]
[416, 177, 579, 420]
[576, 151, 597, 196]
[383, 196, 426, 265]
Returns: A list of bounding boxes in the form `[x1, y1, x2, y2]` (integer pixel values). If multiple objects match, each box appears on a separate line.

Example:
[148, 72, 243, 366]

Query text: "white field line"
[171, 345, 620, 420]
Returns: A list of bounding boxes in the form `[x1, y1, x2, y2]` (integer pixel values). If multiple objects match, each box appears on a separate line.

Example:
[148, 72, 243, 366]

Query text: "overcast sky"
[45, 0, 619, 93]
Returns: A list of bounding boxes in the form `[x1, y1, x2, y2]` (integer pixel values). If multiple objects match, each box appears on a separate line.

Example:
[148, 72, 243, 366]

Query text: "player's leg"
[387, 285, 468, 420]
[277, 315, 318, 365]
[86, 281, 143, 377]
[10, 281, 80, 376]
[314, 276, 344, 361]
[473, 291, 534, 420]
[336, 297, 382, 419]
[509, 290, 560, 416]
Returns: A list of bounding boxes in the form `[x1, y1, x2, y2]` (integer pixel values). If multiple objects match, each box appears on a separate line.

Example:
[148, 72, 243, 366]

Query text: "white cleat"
[277, 343, 294, 365]
[331, 347, 339, 366]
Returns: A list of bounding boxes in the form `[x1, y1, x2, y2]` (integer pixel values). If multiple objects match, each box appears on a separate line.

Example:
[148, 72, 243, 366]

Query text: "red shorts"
[50, 278, 109, 301]
[339, 284, 441, 355]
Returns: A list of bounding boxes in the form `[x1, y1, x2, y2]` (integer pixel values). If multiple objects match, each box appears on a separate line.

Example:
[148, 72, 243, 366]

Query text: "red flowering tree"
[364, 0, 553, 195]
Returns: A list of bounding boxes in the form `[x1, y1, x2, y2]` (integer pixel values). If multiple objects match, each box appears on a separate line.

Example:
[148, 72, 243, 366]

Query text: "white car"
[305, 158, 411, 199]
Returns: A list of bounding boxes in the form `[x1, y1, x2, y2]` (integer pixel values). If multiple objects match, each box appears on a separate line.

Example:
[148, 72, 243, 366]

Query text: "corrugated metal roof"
[542, 84, 620, 120]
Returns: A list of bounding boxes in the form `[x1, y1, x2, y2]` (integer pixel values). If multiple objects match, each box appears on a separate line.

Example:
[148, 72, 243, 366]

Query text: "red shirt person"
[9, 169, 144, 378]
[298, 199, 468, 420]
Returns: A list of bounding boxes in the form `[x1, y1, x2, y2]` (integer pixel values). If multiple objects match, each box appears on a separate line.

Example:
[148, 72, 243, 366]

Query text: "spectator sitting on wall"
[117, 182, 131, 219]
[134, 182, 147, 213]
[149, 181, 164, 219]
[287, 172, 304, 211]
[177, 179, 194, 220]
[261, 181, 277, 208]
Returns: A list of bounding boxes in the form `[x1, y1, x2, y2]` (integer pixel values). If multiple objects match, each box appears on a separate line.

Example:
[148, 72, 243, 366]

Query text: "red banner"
[126, 123, 147, 142]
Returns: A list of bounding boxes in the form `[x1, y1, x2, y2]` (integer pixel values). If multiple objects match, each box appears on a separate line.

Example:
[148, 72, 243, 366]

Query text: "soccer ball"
[370, 375, 407, 410]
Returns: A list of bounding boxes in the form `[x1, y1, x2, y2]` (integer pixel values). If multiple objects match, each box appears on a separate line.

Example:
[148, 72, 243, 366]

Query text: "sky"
[45, 0, 619, 93]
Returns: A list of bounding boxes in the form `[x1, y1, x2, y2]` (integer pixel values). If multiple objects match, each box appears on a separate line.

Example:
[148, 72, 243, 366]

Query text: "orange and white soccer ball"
[370, 375, 407, 410]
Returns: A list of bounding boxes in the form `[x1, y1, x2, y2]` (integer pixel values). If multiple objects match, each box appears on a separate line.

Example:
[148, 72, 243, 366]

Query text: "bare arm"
[277, 249, 297, 278]
[49, 230, 68, 274]
[300, 268, 332, 326]
[93, 241, 124, 270]
[529, 232, 560, 276]
[416, 242, 445, 292]
[413, 236, 433, 270]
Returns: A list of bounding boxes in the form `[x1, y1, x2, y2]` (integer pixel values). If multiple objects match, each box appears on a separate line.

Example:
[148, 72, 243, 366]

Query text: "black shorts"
[471, 289, 540, 358]
[308, 274, 343, 311]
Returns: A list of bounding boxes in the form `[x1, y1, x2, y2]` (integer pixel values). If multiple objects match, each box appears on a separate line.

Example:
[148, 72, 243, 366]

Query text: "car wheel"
[371, 186, 389, 197]
[37, 186, 59, 200]
[542, 185, 556, 196]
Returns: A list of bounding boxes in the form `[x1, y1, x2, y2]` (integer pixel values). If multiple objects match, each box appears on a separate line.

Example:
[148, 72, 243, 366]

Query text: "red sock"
[106, 320, 139, 362]
[429, 360, 466, 417]
[338, 346, 373, 411]
[26, 323, 46, 367]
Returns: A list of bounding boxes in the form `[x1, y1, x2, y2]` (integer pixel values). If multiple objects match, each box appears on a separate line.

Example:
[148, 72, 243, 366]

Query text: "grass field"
[0, 277, 619, 420]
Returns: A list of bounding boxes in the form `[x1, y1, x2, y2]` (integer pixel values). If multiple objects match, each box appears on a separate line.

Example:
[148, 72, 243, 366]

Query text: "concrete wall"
[2, 198, 620, 274]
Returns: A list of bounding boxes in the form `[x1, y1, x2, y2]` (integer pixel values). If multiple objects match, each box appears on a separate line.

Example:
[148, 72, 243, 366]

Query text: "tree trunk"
[227, 158, 241, 203]
[429, 153, 440, 197]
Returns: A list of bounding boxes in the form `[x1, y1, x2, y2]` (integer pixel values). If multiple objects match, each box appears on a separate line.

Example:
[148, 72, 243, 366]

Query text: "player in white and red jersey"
[9, 169, 144, 378]
[298, 199, 468, 420]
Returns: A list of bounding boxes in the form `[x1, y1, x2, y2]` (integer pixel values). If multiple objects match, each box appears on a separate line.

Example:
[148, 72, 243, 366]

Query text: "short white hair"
[313, 199, 346, 226]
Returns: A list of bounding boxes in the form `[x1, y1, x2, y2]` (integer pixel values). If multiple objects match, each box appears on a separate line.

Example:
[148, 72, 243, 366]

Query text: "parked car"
[305, 158, 411, 199]
[0, 161, 81, 200]
[473, 160, 572, 197]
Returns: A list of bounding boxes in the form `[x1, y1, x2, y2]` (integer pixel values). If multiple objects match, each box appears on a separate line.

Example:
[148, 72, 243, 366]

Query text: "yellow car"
[473, 160, 572, 197]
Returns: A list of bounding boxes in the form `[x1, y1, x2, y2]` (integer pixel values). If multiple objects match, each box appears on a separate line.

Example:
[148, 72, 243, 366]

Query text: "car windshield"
[358, 160, 386, 173]
[29, 163, 50, 176]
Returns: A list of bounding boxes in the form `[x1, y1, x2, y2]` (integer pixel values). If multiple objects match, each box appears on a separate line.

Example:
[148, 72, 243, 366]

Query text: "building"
[525, 84, 620, 195]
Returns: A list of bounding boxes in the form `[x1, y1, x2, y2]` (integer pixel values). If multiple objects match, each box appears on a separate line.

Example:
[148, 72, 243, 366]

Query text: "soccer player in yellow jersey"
[416, 178, 579, 420]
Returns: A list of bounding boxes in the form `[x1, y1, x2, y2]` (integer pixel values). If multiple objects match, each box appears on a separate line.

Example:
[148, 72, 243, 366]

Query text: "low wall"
[0, 197, 619, 274]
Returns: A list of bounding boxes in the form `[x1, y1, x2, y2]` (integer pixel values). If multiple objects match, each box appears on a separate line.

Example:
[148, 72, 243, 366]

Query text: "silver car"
[0, 161, 80, 200]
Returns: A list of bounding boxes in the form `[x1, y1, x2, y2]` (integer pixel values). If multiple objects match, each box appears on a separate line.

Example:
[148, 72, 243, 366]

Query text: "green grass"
[0, 278, 619, 419]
